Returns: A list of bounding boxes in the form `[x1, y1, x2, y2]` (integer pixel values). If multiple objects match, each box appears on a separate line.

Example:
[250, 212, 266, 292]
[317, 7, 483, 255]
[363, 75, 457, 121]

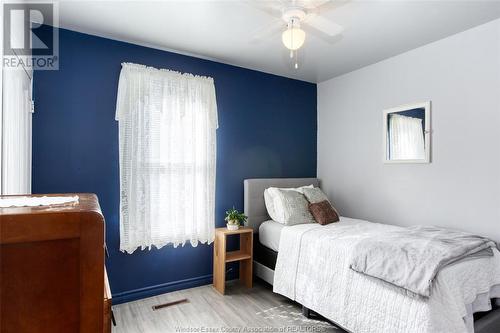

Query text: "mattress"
[258, 220, 285, 252]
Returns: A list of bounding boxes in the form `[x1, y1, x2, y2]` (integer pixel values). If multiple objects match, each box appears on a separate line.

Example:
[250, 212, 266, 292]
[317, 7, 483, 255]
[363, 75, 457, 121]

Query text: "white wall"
[318, 19, 500, 241]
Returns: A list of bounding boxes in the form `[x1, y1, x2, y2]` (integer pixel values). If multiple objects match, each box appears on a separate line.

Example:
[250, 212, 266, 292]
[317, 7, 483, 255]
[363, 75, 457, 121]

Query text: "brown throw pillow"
[308, 200, 339, 225]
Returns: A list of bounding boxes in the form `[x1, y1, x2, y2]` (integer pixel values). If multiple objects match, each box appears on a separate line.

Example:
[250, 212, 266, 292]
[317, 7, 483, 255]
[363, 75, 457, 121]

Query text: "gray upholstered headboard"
[243, 178, 320, 232]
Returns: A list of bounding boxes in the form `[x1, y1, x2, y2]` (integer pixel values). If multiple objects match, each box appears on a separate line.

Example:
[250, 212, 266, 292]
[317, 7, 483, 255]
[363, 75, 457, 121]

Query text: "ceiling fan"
[249, 0, 346, 69]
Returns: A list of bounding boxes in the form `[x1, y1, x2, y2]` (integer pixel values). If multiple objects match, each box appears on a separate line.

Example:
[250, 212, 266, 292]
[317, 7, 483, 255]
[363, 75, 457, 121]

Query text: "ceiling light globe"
[282, 27, 305, 51]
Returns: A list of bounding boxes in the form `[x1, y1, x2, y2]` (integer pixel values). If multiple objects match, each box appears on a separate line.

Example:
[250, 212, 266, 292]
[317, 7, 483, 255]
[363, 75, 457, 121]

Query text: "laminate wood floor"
[112, 280, 342, 333]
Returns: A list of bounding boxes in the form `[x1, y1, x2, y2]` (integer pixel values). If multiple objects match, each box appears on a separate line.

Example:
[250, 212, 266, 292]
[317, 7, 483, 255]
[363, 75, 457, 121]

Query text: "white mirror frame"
[382, 101, 431, 164]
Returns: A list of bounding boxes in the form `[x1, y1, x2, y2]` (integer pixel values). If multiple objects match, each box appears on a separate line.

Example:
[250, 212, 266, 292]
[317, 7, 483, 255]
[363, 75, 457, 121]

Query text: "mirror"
[383, 101, 431, 163]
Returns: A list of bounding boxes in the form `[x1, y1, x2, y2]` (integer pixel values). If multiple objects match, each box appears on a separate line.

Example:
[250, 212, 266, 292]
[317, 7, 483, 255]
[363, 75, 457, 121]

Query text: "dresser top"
[0, 193, 101, 217]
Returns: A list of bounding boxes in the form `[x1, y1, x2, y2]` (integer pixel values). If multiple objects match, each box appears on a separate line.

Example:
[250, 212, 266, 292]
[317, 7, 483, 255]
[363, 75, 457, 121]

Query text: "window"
[115, 63, 218, 253]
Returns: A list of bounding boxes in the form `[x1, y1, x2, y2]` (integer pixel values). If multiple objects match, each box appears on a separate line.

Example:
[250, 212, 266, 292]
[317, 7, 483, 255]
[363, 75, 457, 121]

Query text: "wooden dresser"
[0, 193, 111, 333]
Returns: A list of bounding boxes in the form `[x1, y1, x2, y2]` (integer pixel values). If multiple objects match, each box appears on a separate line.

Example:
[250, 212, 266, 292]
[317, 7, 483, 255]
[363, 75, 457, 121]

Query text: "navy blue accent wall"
[32, 27, 317, 304]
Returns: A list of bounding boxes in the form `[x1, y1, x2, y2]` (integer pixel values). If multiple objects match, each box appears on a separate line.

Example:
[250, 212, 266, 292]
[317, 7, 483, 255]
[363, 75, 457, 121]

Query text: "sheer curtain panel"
[1, 67, 33, 195]
[115, 63, 218, 253]
[389, 114, 425, 160]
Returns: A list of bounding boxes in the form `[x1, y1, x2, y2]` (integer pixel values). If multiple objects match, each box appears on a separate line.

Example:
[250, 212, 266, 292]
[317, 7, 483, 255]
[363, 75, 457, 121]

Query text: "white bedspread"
[273, 217, 500, 333]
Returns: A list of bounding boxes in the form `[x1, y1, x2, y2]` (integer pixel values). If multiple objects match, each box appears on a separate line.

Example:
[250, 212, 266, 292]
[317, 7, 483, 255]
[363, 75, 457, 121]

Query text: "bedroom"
[0, 0, 499, 332]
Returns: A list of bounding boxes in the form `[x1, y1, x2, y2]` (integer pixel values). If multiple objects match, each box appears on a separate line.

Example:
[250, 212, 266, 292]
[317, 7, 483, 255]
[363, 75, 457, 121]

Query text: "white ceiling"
[56, 0, 500, 83]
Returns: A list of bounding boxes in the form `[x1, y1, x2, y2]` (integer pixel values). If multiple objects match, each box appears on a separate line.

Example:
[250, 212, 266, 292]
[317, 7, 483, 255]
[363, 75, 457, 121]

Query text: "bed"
[244, 178, 500, 333]
[245, 178, 320, 285]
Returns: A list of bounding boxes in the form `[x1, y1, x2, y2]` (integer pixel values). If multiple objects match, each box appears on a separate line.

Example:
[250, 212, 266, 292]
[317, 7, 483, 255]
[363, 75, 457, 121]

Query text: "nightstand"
[213, 227, 253, 294]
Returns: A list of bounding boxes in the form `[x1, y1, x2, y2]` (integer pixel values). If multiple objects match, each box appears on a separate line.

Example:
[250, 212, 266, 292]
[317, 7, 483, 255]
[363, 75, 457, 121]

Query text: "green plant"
[224, 207, 247, 225]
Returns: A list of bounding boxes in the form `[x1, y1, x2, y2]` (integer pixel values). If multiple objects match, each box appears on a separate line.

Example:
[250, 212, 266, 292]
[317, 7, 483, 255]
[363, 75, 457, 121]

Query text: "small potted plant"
[224, 207, 247, 231]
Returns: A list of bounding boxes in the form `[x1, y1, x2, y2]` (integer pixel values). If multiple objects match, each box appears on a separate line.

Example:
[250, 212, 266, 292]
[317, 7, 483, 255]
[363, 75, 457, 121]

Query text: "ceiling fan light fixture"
[282, 27, 306, 51]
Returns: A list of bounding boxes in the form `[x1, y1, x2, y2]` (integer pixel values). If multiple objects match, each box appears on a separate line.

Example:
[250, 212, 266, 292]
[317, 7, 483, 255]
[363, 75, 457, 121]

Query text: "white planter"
[226, 223, 239, 231]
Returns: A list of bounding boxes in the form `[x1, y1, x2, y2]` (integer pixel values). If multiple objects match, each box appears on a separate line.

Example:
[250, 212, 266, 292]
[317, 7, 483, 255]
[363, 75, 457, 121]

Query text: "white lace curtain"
[389, 114, 425, 160]
[2, 66, 32, 195]
[115, 63, 218, 253]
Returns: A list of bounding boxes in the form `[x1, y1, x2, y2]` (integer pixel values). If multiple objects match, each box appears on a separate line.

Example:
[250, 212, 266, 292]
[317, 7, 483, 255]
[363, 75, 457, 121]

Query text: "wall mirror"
[383, 101, 431, 164]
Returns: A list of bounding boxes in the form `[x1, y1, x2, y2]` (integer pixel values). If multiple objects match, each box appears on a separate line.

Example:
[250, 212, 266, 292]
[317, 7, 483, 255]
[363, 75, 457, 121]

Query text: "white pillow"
[264, 185, 315, 225]
[264, 185, 313, 222]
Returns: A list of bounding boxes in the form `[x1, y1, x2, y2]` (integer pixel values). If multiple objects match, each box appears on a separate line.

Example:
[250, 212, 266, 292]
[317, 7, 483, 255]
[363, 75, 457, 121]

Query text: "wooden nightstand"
[213, 227, 253, 294]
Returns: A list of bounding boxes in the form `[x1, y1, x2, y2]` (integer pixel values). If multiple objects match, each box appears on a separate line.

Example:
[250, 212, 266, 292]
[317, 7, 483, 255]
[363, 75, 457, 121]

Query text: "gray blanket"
[349, 225, 498, 297]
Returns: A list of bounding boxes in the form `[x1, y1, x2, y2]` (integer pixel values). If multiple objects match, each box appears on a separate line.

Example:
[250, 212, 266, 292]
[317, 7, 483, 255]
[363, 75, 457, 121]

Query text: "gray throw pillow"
[303, 187, 329, 203]
[273, 188, 316, 225]
[264, 185, 313, 222]
[303, 187, 340, 216]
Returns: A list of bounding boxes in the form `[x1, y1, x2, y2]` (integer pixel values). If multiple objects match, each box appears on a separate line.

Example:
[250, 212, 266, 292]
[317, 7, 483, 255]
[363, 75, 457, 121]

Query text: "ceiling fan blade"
[302, 24, 343, 44]
[298, 0, 331, 10]
[250, 19, 286, 43]
[244, 0, 283, 18]
[313, 0, 351, 13]
[304, 15, 344, 37]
